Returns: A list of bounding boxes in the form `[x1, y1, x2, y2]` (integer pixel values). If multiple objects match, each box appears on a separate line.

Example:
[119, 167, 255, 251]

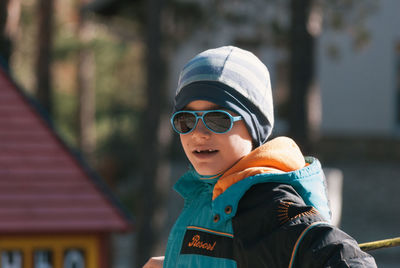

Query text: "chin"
[195, 166, 221, 176]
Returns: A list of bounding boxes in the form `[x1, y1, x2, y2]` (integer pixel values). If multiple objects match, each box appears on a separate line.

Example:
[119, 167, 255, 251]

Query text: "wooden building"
[0, 67, 132, 268]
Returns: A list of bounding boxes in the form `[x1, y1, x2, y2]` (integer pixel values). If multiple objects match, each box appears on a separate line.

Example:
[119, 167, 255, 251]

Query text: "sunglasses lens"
[173, 112, 196, 133]
[204, 111, 232, 133]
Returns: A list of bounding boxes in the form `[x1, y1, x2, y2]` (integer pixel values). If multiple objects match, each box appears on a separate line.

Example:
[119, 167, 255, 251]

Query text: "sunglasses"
[171, 110, 243, 134]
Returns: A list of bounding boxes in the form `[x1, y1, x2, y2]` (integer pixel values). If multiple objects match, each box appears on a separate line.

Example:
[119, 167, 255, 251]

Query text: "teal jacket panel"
[164, 170, 236, 268]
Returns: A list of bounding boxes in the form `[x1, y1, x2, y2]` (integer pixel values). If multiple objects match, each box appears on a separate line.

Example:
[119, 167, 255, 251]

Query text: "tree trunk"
[1, 0, 20, 70]
[77, 48, 96, 159]
[76, 0, 96, 160]
[0, 0, 11, 68]
[288, 0, 315, 153]
[36, 0, 54, 114]
[135, 0, 166, 266]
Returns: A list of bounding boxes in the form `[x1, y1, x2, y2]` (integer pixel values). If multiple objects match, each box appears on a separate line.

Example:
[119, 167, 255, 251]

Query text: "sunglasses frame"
[171, 109, 243, 134]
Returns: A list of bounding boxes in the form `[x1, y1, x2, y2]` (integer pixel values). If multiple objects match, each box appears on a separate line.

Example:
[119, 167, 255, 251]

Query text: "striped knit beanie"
[173, 46, 274, 147]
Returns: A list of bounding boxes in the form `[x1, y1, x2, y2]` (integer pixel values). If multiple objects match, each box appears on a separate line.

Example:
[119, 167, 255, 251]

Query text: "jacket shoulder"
[231, 182, 376, 268]
[233, 182, 323, 238]
[232, 182, 323, 267]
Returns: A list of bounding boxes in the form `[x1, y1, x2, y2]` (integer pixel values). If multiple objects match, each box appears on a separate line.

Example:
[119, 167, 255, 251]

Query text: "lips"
[192, 148, 219, 158]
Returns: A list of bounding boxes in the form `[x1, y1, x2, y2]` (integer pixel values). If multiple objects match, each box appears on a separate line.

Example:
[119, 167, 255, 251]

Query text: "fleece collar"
[212, 136, 306, 200]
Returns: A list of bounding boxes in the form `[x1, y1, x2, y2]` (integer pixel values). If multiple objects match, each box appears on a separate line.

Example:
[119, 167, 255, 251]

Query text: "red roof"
[0, 68, 132, 233]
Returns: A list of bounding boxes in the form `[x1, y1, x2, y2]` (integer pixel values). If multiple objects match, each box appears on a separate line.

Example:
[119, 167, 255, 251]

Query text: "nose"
[191, 118, 211, 138]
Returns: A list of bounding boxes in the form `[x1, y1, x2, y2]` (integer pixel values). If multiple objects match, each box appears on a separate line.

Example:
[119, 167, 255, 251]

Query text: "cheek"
[219, 134, 252, 158]
[227, 124, 253, 154]
[180, 135, 189, 152]
[231, 136, 252, 155]
[180, 135, 195, 161]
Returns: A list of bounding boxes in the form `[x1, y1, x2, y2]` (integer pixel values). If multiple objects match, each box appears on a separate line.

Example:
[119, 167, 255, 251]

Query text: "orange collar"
[213, 136, 306, 200]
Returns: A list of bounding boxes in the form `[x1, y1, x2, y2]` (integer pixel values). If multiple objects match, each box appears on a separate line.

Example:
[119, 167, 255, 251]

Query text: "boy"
[144, 46, 376, 267]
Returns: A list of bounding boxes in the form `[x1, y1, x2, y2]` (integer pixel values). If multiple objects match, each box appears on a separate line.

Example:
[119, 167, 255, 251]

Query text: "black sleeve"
[295, 223, 377, 267]
[232, 182, 376, 268]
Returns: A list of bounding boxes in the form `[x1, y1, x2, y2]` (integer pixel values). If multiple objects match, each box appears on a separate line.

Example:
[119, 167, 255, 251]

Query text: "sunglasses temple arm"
[232, 116, 243, 122]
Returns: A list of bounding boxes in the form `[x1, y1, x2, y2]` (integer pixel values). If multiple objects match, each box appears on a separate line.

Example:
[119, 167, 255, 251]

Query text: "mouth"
[193, 149, 219, 155]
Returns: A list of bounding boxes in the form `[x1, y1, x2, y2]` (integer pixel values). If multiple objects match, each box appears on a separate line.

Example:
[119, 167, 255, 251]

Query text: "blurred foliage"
[11, 0, 147, 190]
[322, 0, 379, 54]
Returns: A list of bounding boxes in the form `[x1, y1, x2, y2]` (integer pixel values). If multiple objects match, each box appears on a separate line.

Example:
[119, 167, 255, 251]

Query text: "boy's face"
[180, 100, 253, 175]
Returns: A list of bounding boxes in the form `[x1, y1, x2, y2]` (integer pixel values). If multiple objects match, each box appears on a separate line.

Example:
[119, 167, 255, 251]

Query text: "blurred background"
[0, 0, 399, 267]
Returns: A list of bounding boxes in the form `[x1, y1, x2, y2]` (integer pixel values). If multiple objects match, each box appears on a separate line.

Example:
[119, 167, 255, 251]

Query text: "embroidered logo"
[277, 201, 319, 224]
[188, 235, 217, 251]
[180, 228, 233, 259]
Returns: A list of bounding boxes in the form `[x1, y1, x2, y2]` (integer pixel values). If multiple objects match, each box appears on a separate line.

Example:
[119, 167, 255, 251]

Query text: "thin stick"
[359, 237, 400, 252]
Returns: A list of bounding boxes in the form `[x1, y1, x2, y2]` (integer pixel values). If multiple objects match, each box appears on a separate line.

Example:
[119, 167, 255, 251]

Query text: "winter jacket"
[164, 137, 377, 267]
